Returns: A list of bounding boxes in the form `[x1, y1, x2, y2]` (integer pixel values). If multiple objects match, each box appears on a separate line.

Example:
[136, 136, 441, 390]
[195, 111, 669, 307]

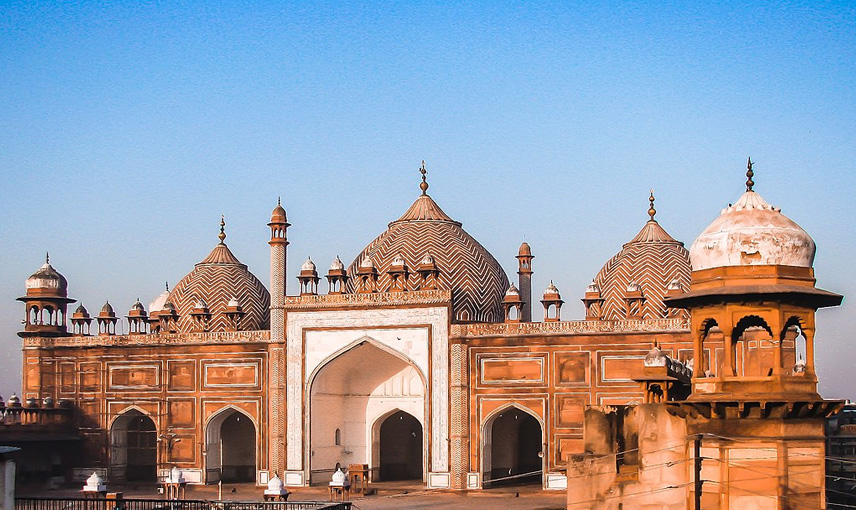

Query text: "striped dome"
[591, 215, 690, 321]
[169, 238, 270, 332]
[347, 193, 509, 323]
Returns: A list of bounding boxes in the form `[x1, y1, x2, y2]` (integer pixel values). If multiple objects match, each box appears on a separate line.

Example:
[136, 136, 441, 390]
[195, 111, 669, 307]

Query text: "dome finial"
[45, 252, 50, 264]
[746, 157, 754, 192]
[648, 189, 656, 221]
[419, 160, 429, 195]
[218, 215, 226, 243]
[165, 281, 169, 292]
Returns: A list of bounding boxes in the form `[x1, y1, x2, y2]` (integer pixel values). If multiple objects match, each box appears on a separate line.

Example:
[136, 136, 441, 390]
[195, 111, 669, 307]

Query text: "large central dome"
[347, 189, 509, 323]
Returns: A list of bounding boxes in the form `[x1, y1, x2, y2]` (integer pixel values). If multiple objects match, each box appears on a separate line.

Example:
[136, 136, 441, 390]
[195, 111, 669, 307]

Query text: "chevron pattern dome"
[169, 239, 270, 333]
[592, 217, 691, 321]
[347, 193, 509, 323]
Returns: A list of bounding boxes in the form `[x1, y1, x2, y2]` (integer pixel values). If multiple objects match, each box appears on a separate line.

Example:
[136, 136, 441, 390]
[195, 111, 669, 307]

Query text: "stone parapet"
[282, 289, 452, 310]
[23, 329, 270, 348]
[452, 318, 689, 338]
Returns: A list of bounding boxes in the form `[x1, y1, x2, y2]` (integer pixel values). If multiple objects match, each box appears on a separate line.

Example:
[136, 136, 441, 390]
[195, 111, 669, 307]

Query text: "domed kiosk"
[18, 254, 76, 337]
[665, 160, 842, 400]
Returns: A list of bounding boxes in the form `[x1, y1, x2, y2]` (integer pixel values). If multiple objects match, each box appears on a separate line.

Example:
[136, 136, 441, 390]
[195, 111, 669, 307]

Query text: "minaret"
[516, 242, 533, 322]
[268, 198, 290, 477]
[269, 199, 290, 342]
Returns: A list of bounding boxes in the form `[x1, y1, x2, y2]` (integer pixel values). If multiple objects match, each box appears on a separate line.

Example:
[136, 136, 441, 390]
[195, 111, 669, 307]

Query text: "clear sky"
[1, 2, 854, 399]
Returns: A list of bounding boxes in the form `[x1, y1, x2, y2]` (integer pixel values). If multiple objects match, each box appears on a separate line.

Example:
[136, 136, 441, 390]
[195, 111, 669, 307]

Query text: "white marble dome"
[689, 190, 815, 271]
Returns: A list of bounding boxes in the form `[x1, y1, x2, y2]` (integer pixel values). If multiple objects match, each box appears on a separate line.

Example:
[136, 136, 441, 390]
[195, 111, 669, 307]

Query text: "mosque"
[15, 160, 841, 499]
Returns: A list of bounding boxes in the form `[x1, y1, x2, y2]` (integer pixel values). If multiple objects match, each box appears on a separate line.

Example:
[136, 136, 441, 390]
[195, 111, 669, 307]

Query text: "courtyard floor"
[19, 480, 567, 510]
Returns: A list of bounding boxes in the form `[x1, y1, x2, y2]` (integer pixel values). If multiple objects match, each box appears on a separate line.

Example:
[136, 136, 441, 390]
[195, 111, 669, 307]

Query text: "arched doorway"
[110, 410, 157, 482]
[483, 407, 543, 487]
[378, 410, 423, 481]
[206, 408, 256, 483]
[309, 339, 425, 485]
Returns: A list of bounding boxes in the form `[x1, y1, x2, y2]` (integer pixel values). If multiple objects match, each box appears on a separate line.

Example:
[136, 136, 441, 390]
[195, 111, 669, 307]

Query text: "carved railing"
[452, 318, 690, 338]
[0, 405, 74, 428]
[282, 289, 452, 309]
[23, 329, 271, 349]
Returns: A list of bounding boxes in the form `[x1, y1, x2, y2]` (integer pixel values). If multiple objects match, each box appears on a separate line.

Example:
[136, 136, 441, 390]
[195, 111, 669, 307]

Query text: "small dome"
[169, 466, 184, 483]
[25, 255, 68, 297]
[667, 279, 683, 292]
[505, 284, 520, 297]
[626, 282, 642, 293]
[543, 282, 561, 298]
[585, 281, 601, 294]
[270, 199, 288, 223]
[420, 253, 435, 265]
[100, 301, 115, 316]
[131, 300, 145, 312]
[331, 467, 347, 485]
[518, 242, 532, 257]
[689, 189, 815, 271]
[391, 254, 406, 267]
[194, 298, 209, 309]
[8, 394, 20, 406]
[227, 297, 240, 308]
[149, 284, 170, 313]
[162, 301, 176, 313]
[42, 396, 54, 407]
[360, 256, 375, 269]
[644, 345, 667, 367]
[329, 256, 345, 271]
[84, 472, 104, 490]
[74, 304, 89, 316]
[268, 474, 284, 491]
[302, 257, 317, 272]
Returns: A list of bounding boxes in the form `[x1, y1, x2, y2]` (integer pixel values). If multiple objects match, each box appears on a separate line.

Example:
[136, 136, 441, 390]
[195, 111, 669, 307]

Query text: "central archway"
[206, 408, 257, 483]
[378, 410, 423, 481]
[483, 406, 543, 487]
[308, 339, 426, 485]
[110, 409, 157, 482]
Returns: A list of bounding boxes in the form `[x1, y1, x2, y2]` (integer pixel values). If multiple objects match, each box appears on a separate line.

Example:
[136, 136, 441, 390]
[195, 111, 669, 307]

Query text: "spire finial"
[218, 215, 226, 243]
[648, 189, 656, 221]
[45, 252, 50, 264]
[419, 160, 429, 195]
[165, 281, 169, 292]
[746, 157, 754, 191]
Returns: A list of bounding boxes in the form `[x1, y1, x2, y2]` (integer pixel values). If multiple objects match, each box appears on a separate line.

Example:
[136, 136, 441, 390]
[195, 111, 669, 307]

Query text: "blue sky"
[1, 1, 854, 398]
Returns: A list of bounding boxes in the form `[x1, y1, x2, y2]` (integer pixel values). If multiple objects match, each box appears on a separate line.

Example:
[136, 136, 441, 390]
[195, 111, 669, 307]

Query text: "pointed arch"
[307, 337, 427, 485]
[307, 335, 428, 391]
[481, 403, 545, 488]
[109, 408, 157, 482]
[205, 406, 257, 483]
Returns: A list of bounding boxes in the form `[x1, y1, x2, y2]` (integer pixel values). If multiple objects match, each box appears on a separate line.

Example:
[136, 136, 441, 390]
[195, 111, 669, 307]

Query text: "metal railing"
[16, 498, 350, 510]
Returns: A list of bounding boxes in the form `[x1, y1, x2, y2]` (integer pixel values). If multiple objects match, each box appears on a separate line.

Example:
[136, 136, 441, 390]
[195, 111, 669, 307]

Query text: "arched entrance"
[206, 408, 256, 483]
[309, 339, 425, 485]
[378, 410, 423, 481]
[110, 409, 157, 482]
[483, 407, 543, 487]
